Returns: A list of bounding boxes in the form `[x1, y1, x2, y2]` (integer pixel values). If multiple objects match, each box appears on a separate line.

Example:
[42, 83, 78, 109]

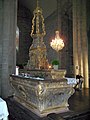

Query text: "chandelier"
[50, 0, 64, 52]
[50, 31, 64, 52]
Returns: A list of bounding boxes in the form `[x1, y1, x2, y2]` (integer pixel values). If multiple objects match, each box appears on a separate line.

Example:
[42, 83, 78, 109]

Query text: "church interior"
[0, 0, 90, 120]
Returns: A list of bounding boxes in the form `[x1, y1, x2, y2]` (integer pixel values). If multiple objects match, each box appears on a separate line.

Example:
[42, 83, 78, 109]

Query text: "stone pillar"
[81, 0, 89, 88]
[57, 0, 63, 67]
[73, 0, 89, 88]
[76, 0, 83, 76]
[73, 0, 79, 76]
[0, 0, 17, 98]
[0, 0, 3, 96]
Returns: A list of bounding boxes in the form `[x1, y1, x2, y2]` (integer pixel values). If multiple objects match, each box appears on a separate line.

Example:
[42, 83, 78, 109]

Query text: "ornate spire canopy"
[27, 0, 49, 69]
[31, 0, 46, 38]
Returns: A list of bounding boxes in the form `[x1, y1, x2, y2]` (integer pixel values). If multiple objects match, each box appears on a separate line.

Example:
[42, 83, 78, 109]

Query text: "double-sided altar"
[10, 0, 75, 117]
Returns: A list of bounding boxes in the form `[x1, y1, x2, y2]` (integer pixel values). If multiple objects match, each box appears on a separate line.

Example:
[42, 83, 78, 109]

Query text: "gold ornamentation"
[26, 0, 48, 69]
[31, 0, 46, 38]
[51, 69, 66, 79]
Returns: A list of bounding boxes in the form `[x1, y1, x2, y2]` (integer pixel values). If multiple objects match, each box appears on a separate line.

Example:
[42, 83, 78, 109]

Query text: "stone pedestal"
[10, 74, 75, 117]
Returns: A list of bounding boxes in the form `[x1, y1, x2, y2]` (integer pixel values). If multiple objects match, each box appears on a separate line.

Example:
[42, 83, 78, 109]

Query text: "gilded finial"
[31, 0, 46, 37]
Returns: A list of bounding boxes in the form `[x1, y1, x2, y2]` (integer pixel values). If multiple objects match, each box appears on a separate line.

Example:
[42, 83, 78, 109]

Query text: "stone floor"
[6, 88, 90, 120]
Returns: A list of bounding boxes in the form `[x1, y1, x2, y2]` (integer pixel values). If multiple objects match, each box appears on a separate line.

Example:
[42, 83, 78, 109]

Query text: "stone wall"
[44, 6, 73, 76]
[17, 2, 33, 68]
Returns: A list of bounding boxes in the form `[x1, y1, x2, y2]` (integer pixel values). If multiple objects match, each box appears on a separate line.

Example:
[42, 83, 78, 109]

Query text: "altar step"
[6, 88, 90, 120]
[48, 111, 90, 120]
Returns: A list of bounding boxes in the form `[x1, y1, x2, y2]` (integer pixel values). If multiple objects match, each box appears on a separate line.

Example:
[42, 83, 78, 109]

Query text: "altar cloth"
[0, 98, 9, 120]
[66, 77, 77, 84]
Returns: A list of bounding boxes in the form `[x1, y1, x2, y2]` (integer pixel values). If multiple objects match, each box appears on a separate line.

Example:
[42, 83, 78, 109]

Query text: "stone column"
[73, 0, 89, 88]
[0, 0, 3, 96]
[81, 0, 89, 88]
[0, 0, 17, 98]
[57, 0, 63, 67]
[76, 0, 83, 76]
[73, 0, 79, 76]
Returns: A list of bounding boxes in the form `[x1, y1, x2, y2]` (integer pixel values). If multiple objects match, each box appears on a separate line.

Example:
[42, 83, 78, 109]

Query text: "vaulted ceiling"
[18, 0, 57, 18]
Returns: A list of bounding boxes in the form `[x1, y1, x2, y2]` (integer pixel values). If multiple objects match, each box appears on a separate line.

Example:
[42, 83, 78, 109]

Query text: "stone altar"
[19, 69, 66, 79]
[10, 74, 75, 117]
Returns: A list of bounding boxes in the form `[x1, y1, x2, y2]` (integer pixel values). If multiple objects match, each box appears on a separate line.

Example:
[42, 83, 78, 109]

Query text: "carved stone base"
[10, 75, 75, 117]
[14, 96, 69, 117]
